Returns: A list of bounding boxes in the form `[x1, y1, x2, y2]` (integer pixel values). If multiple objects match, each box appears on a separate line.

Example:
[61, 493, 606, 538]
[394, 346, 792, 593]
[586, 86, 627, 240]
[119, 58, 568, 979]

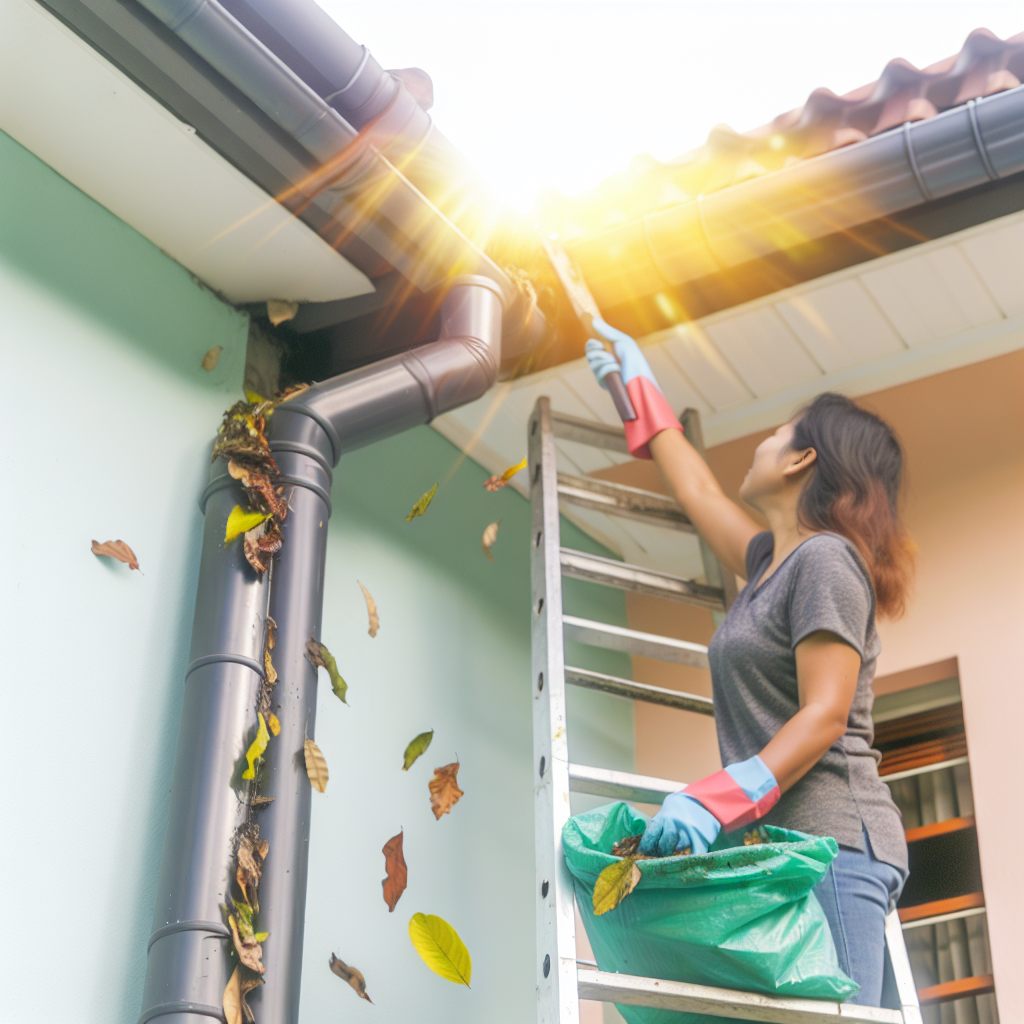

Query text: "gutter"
[569, 85, 1024, 311]
[140, 275, 506, 1024]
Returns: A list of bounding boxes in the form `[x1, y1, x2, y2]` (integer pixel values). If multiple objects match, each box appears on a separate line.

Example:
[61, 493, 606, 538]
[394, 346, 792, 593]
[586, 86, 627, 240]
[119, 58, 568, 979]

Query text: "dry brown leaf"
[329, 954, 373, 1002]
[481, 520, 502, 563]
[429, 761, 464, 819]
[223, 965, 243, 1024]
[228, 914, 266, 974]
[266, 615, 277, 650]
[267, 299, 299, 326]
[304, 738, 329, 793]
[235, 836, 265, 908]
[243, 520, 283, 575]
[252, 795, 275, 808]
[239, 977, 263, 1023]
[201, 345, 223, 371]
[381, 829, 408, 912]
[357, 580, 380, 637]
[264, 649, 278, 686]
[91, 539, 140, 571]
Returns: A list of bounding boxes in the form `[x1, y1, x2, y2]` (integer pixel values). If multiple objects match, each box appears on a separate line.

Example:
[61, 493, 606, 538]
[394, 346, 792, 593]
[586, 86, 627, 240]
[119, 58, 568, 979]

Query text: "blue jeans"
[813, 831, 906, 1007]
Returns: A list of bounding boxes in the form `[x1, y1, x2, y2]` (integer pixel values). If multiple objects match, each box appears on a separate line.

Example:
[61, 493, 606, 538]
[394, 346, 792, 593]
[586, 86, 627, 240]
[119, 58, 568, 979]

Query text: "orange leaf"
[428, 761, 464, 820]
[381, 829, 408, 912]
[91, 539, 140, 571]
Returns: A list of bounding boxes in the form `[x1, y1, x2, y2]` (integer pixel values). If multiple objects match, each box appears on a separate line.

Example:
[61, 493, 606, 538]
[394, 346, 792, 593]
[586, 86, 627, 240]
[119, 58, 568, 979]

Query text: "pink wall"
[596, 350, 1024, 1018]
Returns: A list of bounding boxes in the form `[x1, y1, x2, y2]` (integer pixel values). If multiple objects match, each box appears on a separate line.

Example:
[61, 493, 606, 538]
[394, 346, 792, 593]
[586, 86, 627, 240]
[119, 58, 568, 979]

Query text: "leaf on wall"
[91, 539, 140, 571]
[306, 639, 348, 704]
[304, 738, 329, 793]
[402, 729, 434, 771]
[329, 954, 373, 1001]
[408, 912, 472, 986]
[405, 482, 438, 522]
[481, 520, 502, 563]
[483, 456, 527, 491]
[201, 346, 223, 371]
[241, 714, 270, 781]
[593, 855, 642, 916]
[358, 580, 380, 637]
[428, 762, 464, 819]
[225, 505, 271, 545]
[267, 300, 299, 326]
[381, 829, 408, 912]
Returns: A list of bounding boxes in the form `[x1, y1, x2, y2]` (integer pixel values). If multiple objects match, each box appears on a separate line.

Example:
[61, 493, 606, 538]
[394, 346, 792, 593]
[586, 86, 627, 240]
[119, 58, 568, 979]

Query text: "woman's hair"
[790, 393, 914, 618]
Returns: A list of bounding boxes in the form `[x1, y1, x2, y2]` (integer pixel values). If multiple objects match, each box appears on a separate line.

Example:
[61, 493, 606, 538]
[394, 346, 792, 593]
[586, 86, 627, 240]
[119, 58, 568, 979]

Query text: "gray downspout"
[139, 275, 505, 1024]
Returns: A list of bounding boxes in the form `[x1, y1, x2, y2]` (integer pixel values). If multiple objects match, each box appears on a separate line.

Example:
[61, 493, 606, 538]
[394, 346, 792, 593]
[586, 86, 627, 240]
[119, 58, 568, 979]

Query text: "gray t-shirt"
[706, 530, 907, 872]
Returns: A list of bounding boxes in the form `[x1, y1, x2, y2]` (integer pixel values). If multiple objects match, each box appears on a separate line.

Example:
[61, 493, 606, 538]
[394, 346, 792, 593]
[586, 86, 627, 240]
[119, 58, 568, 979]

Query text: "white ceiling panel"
[643, 346, 714, 417]
[704, 307, 822, 395]
[776, 279, 905, 371]
[860, 247, 1002, 347]
[0, 0, 374, 304]
[558, 364, 623, 427]
[958, 220, 1024, 317]
[660, 324, 753, 410]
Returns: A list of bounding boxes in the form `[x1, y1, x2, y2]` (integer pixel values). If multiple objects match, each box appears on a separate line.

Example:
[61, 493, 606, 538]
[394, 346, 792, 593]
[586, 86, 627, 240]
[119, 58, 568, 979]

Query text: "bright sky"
[317, 1, 1022, 211]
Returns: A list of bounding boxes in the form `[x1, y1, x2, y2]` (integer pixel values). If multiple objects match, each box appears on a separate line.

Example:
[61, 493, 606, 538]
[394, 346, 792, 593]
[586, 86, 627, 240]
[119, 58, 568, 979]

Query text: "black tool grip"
[605, 371, 637, 422]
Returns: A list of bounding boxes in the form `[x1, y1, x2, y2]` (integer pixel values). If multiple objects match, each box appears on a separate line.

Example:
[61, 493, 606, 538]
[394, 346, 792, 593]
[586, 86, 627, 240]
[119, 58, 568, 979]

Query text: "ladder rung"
[563, 615, 710, 668]
[569, 763, 682, 803]
[566, 666, 714, 715]
[557, 473, 695, 533]
[551, 411, 629, 453]
[577, 969, 904, 1023]
[560, 547, 723, 610]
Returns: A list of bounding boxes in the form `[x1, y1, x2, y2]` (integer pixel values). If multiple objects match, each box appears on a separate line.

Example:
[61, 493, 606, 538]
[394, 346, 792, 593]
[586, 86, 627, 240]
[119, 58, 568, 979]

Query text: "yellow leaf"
[225, 505, 270, 544]
[223, 965, 243, 1024]
[267, 299, 299, 326]
[264, 649, 277, 686]
[358, 580, 380, 637]
[304, 737, 329, 793]
[408, 912, 472, 987]
[241, 713, 270, 780]
[481, 520, 502, 563]
[405, 482, 438, 522]
[500, 456, 527, 481]
[253, 931, 269, 942]
[402, 729, 434, 771]
[267, 712, 281, 737]
[201, 346, 223, 371]
[244, 390, 266, 405]
[593, 855, 642, 916]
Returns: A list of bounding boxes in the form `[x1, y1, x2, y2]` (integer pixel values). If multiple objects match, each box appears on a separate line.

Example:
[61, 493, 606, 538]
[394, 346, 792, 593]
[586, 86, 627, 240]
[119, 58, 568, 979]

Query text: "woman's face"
[739, 420, 804, 508]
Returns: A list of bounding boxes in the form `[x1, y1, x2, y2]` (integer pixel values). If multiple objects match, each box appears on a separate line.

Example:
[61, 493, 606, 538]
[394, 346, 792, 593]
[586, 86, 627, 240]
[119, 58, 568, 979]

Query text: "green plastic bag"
[563, 802, 858, 1024]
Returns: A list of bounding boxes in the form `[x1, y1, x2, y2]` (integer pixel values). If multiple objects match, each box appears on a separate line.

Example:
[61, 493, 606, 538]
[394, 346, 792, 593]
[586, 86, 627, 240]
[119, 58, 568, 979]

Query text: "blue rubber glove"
[584, 318, 664, 393]
[639, 792, 721, 857]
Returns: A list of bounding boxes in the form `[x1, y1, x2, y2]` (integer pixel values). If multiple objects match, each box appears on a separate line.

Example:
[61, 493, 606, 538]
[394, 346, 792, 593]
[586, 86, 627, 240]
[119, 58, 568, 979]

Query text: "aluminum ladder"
[528, 396, 924, 1024]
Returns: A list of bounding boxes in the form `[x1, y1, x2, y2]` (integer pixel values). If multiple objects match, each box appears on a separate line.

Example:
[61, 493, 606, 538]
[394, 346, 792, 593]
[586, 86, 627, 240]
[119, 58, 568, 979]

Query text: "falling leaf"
[228, 914, 265, 974]
[593, 855, 642, 916]
[405, 482, 438, 522]
[242, 713, 270, 781]
[428, 762, 464, 819]
[408, 913, 472, 987]
[267, 299, 299, 326]
[483, 456, 527, 491]
[402, 729, 434, 771]
[226, 505, 271, 544]
[201, 346, 223, 371]
[357, 580, 380, 637]
[304, 737, 329, 793]
[267, 712, 280, 737]
[381, 829, 408, 912]
[306, 639, 348, 704]
[481, 520, 502, 563]
[91, 539, 140, 571]
[223, 965, 243, 1024]
[329, 954, 373, 1002]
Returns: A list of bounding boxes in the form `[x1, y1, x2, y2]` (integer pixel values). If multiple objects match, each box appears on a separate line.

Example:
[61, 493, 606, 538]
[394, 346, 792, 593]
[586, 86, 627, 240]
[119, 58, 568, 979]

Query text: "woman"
[585, 323, 914, 1007]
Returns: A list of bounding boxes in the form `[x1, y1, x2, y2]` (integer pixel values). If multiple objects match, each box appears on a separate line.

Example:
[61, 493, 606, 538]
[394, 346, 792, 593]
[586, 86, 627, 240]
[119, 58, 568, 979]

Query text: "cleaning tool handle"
[605, 370, 637, 421]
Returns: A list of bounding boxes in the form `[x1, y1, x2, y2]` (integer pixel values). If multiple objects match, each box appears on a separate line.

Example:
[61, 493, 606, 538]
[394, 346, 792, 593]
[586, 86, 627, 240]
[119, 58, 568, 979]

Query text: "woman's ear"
[782, 447, 817, 478]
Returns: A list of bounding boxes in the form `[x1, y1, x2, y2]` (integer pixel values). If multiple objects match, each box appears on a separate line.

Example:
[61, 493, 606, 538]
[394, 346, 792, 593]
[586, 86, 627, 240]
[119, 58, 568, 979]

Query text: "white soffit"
[0, 0, 374, 305]
[432, 211, 1023, 567]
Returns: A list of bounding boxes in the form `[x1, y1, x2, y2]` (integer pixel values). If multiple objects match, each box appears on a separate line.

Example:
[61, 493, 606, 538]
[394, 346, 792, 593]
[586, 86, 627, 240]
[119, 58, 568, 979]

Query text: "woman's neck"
[759, 497, 820, 584]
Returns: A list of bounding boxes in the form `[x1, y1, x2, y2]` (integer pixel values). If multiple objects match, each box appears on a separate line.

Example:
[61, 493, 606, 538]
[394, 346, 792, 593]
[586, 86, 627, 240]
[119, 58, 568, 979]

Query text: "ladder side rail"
[530, 397, 579, 1024]
[680, 409, 740, 610]
[884, 909, 924, 1024]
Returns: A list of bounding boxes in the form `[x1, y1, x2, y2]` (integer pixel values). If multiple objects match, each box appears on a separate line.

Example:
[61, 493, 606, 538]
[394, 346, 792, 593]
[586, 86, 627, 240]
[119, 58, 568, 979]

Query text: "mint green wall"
[1, 128, 634, 1023]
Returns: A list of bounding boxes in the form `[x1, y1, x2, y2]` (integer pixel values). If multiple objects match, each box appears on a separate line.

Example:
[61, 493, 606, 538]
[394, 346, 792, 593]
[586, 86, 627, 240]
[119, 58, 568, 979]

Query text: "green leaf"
[405, 482, 438, 522]
[253, 931, 269, 943]
[402, 729, 434, 771]
[593, 855, 642, 916]
[306, 639, 348, 704]
[241, 713, 270, 780]
[408, 913, 472, 987]
[225, 505, 271, 544]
